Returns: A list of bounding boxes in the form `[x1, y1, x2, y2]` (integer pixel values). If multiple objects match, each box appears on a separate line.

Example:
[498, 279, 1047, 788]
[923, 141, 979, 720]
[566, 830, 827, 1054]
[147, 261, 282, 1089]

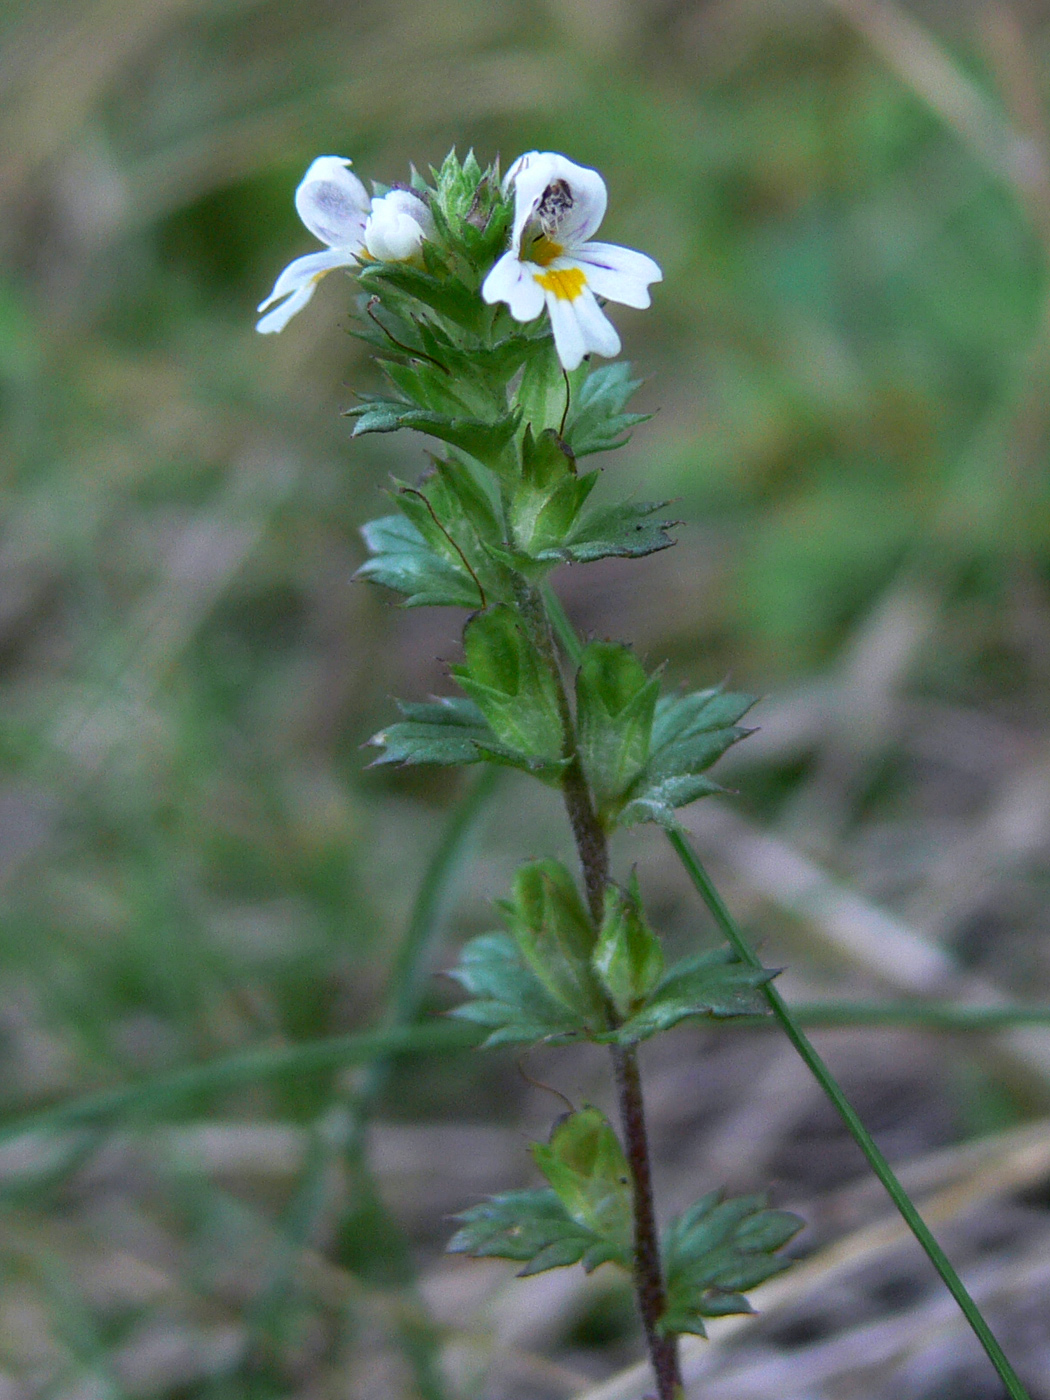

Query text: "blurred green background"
[3, 0, 1050, 1395]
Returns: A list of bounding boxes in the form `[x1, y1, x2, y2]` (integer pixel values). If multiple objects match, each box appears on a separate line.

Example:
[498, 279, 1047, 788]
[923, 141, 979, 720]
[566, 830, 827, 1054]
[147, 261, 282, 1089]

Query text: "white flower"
[481, 151, 662, 371]
[257, 156, 370, 333]
[364, 188, 435, 263]
[256, 162, 435, 333]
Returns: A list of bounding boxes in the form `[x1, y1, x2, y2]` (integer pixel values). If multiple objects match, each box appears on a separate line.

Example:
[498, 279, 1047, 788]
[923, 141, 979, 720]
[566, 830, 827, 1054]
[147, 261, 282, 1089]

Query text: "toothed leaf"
[618, 689, 756, 828]
[368, 697, 496, 766]
[559, 498, 679, 563]
[448, 1187, 626, 1275]
[447, 932, 591, 1046]
[575, 642, 660, 806]
[357, 515, 485, 608]
[659, 1192, 804, 1338]
[592, 876, 664, 1017]
[562, 362, 650, 457]
[531, 1109, 633, 1265]
[450, 606, 565, 775]
[604, 948, 777, 1045]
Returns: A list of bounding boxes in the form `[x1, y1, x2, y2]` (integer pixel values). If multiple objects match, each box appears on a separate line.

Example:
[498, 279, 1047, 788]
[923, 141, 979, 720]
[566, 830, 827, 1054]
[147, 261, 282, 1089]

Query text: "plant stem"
[668, 824, 1032, 1400]
[612, 1043, 683, 1400]
[531, 582, 682, 1400]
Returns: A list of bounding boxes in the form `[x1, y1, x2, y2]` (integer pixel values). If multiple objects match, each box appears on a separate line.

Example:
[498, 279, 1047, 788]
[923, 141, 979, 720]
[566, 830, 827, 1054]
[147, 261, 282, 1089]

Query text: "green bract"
[448, 1109, 633, 1276]
[660, 1193, 805, 1337]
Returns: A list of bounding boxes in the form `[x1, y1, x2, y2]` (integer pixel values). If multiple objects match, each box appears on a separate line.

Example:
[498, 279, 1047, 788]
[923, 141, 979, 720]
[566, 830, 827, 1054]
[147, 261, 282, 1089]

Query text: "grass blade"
[667, 823, 1032, 1400]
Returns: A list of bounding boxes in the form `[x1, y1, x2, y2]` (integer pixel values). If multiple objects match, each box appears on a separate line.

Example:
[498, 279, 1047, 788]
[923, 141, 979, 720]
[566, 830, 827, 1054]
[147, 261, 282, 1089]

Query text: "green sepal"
[447, 1186, 625, 1276]
[450, 606, 566, 775]
[356, 515, 484, 608]
[345, 395, 519, 465]
[575, 642, 660, 808]
[618, 689, 756, 829]
[601, 948, 777, 1045]
[497, 859, 608, 1024]
[447, 932, 591, 1046]
[367, 697, 495, 767]
[592, 875, 664, 1017]
[562, 362, 650, 458]
[530, 1109, 633, 1268]
[659, 1192, 804, 1338]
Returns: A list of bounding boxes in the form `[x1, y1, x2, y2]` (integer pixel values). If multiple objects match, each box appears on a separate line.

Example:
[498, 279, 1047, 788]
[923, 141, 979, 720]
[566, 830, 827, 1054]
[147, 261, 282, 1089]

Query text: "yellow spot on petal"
[527, 235, 563, 267]
[534, 265, 586, 301]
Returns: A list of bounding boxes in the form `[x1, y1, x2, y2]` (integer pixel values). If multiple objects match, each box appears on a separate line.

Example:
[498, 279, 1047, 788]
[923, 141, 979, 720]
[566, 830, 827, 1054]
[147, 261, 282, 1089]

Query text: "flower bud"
[364, 188, 435, 262]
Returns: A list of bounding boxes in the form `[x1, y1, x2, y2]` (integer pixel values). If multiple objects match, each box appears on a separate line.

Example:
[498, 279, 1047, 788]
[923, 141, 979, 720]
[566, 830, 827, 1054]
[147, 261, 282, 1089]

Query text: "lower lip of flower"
[533, 265, 587, 301]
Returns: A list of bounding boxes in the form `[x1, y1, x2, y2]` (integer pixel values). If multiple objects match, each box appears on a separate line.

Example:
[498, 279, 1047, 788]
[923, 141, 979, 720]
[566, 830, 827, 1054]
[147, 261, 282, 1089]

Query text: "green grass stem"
[0, 1020, 480, 1148]
[667, 823, 1032, 1400]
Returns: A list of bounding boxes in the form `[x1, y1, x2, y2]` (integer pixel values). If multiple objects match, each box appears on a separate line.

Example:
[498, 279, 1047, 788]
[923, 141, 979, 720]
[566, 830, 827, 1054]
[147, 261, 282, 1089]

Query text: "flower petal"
[545, 290, 588, 371]
[256, 281, 319, 334]
[364, 188, 435, 261]
[543, 282, 622, 370]
[574, 241, 663, 308]
[507, 151, 607, 255]
[570, 285, 622, 359]
[294, 156, 371, 249]
[482, 249, 545, 322]
[255, 248, 353, 332]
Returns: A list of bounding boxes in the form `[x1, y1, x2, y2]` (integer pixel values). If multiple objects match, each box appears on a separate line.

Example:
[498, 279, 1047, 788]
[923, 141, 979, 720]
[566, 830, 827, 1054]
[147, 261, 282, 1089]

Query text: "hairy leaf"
[559, 498, 679, 563]
[659, 1192, 804, 1337]
[531, 1109, 633, 1265]
[346, 395, 519, 464]
[367, 697, 495, 767]
[606, 948, 776, 1044]
[575, 642, 660, 806]
[447, 933, 591, 1046]
[449, 860, 608, 1040]
[356, 515, 484, 608]
[562, 362, 650, 457]
[358, 259, 484, 330]
[497, 859, 606, 1021]
[448, 1187, 626, 1275]
[618, 688, 756, 828]
[450, 606, 565, 774]
[592, 876, 664, 1017]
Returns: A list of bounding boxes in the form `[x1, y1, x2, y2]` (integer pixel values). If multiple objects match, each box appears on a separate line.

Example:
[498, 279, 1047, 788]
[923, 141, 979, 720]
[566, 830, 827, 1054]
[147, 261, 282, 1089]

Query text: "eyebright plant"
[259, 149, 802, 1399]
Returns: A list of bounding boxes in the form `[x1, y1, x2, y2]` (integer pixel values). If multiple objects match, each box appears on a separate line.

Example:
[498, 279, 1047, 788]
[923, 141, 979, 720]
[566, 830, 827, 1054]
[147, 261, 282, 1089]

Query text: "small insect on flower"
[257, 159, 434, 333]
[482, 152, 662, 371]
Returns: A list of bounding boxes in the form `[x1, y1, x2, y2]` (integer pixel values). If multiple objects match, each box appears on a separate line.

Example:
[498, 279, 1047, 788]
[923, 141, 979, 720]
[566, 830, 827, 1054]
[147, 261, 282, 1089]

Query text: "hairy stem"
[527, 582, 683, 1400]
[612, 1044, 683, 1400]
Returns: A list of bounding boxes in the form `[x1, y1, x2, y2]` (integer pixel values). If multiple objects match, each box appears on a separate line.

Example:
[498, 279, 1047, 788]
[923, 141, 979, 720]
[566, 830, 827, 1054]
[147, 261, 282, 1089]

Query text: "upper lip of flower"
[256, 162, 434, 333]
[256, 156, 371, 334]
[506, 152, 608, 262]
[481, 151, 663, 372]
